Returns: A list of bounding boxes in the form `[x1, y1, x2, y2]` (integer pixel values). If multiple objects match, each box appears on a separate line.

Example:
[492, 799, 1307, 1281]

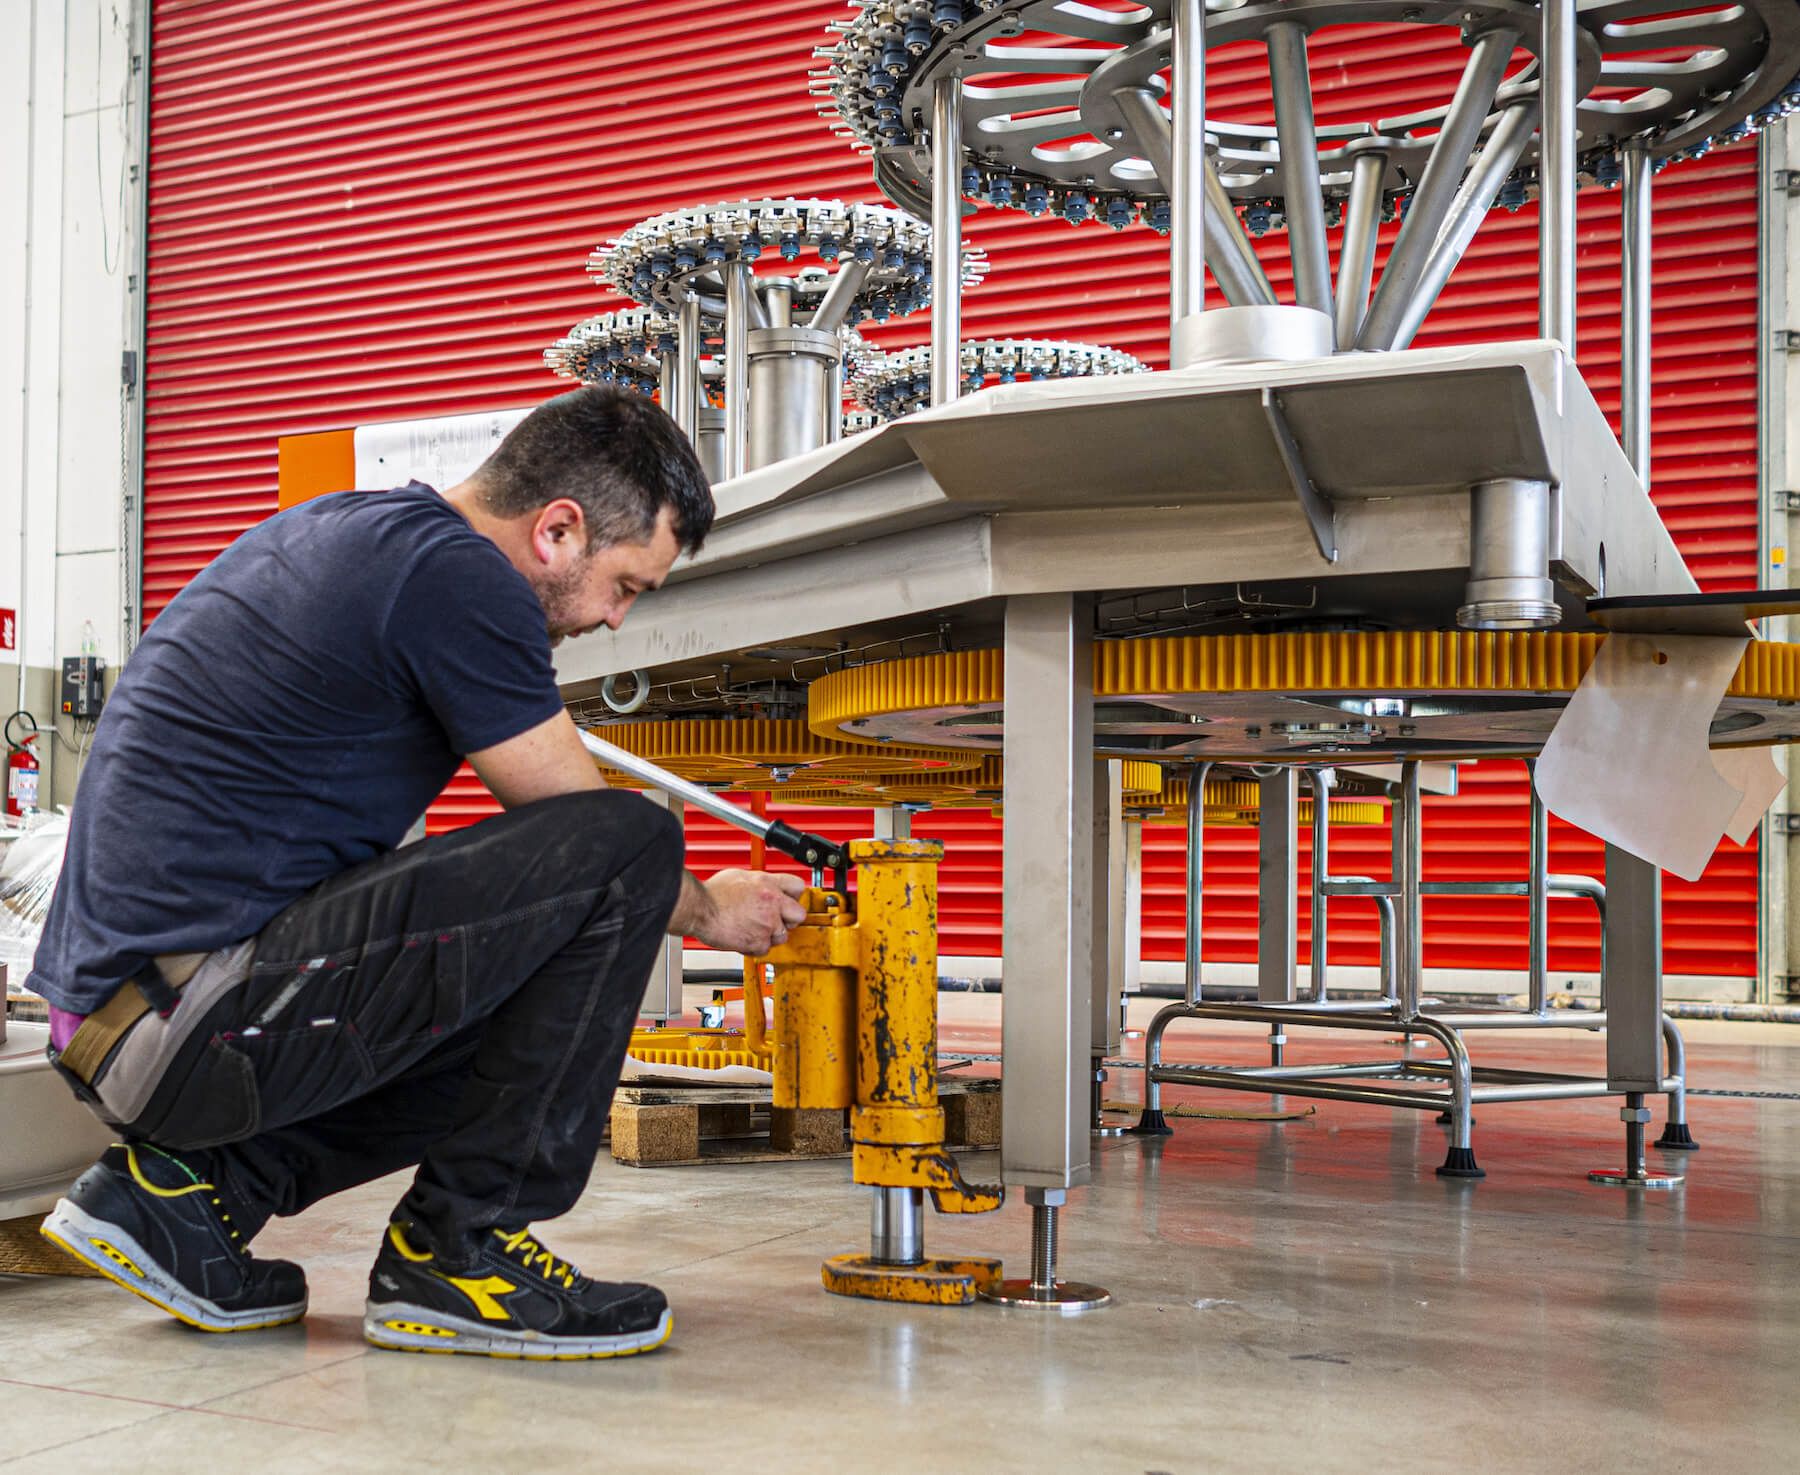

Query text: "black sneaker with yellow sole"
[364, 1222, 671, 1360]
[40, 1143, 307, 1332]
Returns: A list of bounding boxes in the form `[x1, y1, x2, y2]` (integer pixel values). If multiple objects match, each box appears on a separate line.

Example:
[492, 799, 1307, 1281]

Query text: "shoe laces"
[126, 1144, 250, 1256]
[494, 1227, 579, 1288]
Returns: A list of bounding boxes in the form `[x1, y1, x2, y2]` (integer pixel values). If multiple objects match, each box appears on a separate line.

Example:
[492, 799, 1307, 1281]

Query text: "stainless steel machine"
[548, 0, 1800, 1310]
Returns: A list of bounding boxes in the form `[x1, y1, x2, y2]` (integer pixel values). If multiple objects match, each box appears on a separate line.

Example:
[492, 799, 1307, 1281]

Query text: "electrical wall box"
[61, 656, 105, 719]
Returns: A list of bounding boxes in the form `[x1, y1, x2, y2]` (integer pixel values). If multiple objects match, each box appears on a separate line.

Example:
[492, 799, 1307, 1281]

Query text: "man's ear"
[530, 498, 588, 568]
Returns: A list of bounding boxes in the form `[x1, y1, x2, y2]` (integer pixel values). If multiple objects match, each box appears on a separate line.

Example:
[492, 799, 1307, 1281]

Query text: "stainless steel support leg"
[1133, 763, 1208, 1137]
[1001, 594, 1093, 1189]
[980, 1188, 1112, 1311]
[1259, 769, 1299, 1003]
[1655, 1014, 1699, 1150]
[1604, 843, 1665, 1093]
[1309, 767, 1332, 1002]
[1588, 1093, 1685, 1189]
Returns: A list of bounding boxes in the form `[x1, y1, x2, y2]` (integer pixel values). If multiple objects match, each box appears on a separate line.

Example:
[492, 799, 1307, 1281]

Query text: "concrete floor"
[3, 998, 1798, 1472]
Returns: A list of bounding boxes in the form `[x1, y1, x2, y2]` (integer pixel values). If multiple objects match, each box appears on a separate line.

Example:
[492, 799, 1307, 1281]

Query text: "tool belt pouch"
[54, 955, 200, 1097]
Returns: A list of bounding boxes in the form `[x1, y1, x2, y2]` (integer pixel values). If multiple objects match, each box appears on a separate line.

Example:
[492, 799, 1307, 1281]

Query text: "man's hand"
[669, 869, 809, 954]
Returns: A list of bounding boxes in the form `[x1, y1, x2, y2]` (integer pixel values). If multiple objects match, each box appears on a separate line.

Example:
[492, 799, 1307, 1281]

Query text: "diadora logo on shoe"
[444, 1275, 520, 1320]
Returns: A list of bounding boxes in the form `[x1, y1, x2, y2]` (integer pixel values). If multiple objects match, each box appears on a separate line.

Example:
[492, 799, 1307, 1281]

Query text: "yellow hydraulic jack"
[744, 838, 1005, 1306]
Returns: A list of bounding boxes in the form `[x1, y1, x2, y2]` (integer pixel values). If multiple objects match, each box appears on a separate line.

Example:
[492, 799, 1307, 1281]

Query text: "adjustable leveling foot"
[1588, 1094, 1684, 1189]
[980, 1190, 1111, 1313]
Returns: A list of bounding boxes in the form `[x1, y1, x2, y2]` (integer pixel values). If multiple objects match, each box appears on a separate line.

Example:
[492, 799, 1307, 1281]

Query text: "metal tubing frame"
[1357, 27, 1518, 351]
[1266, 22, 1332, 319]
[1540, 0, 1577, 350]
[1169, 0, 1207, 348]
[930, 73, 964, 409]
[1139, 760, 1693, 1161]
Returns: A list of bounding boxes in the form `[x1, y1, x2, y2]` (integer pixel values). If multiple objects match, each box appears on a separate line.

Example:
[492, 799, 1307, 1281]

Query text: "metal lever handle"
[577, 727, 851, 890]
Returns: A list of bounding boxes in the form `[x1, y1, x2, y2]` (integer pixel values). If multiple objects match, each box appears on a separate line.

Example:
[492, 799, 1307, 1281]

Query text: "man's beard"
[532, 553, 592, 645]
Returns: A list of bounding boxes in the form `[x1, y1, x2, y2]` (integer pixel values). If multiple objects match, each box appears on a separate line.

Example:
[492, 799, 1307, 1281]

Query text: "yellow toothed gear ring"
[807, 632, 1800, 762]
[583, 717, 980, 786]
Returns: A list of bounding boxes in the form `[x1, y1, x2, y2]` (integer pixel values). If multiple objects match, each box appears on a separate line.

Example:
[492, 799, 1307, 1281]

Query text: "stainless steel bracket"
[1260, 386, 1337, 564]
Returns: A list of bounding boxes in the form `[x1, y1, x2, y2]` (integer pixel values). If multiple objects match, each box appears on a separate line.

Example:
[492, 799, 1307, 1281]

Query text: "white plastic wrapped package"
[0, 814, 69, 984]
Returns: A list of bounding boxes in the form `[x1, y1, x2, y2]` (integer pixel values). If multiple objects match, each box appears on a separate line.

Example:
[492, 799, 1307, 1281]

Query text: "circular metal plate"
[1586, 1169, 1685, 1188]
[980, 1278, 1114, 1312]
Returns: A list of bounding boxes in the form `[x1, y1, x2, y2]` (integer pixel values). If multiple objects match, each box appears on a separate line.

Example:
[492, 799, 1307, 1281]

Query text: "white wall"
[0, 0, 140, 802]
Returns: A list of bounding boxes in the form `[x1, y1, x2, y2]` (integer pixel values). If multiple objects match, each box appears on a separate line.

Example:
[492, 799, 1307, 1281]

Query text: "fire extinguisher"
[5, 712, 41, 819]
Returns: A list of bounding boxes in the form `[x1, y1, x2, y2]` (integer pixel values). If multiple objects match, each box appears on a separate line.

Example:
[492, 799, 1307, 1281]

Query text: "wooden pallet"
[609, 1077, 1002, 1168]
[0, 1214, 101, 1277]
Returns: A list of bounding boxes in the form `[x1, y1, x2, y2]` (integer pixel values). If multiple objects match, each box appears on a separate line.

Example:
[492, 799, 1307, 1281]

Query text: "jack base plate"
[979, 1278, 1113, 1313]
[1587, 1168, 1684, 1189]
[821, 1253, 1002, 1305]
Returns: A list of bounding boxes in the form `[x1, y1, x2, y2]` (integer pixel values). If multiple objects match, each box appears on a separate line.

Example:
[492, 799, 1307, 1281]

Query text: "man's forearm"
[667, 871, 715, 939]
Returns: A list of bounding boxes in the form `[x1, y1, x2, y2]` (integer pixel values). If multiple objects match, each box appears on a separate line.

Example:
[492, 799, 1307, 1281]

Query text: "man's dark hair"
[471, 385, 714, 554]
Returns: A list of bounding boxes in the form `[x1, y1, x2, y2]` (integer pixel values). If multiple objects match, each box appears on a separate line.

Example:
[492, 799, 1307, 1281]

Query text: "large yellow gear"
[583, 717, 981, 787]
[807, 632, 1800, 761]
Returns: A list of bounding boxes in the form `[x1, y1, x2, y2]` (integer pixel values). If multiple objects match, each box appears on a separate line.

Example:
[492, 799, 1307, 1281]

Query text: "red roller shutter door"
[144, 0, 1763, 978]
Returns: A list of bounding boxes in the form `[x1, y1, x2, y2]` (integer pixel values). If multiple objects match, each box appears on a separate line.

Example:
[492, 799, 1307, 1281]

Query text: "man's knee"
[541, 788, 684, 882]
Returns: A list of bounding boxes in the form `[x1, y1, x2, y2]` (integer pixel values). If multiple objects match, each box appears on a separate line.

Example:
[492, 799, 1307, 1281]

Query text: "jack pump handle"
[577, 728, 851, 894]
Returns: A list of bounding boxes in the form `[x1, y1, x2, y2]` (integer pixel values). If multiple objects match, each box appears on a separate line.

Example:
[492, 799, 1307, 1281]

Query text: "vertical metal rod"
[1169, 0, 1207, 353]
[1335, 149, 1387, 349]
[1624, 1093, 1647, 1176]
[1397, 761, 1423, 1019]
[1528, 759, 1550, 1013]
[658, 352, 676, 408]
[1184, 760, 1212, 1006]
[823, 355, 843, 444]
[1540, 0, 1577, 353]
[1621, 143, 1653, 479]
[674, 295, 702, 440]
[1390, 100, 1540, 351]
[930, 73, 964, 408]
[723, 263, 751, 480]
[1309, 768, 1331, 1002]
[1356, 28, 1518, 350]
[1266, 22, 1332, 319]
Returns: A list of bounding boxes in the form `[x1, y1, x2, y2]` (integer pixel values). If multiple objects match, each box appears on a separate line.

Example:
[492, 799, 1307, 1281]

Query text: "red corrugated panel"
[145, 1, 1762, 977]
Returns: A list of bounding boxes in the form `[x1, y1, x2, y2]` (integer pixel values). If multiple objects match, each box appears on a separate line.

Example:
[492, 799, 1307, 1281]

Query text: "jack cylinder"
[850, 838, 946, 1170]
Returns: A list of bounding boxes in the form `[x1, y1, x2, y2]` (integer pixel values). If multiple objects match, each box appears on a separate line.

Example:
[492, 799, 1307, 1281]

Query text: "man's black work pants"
[116, 790, 683, 1265]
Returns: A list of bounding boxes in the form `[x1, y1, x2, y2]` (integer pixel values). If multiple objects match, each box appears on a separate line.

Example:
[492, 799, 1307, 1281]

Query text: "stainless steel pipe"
[1540, 0, 1578, 351]
[722, 262, 752, 480]
[1267, 22, 1332, 319]
[1457, 476, 1560, 629]
[1169, 0, 1207, 357]
[930, 74, 964, 408]
[1334, 148, 1386, 348]
[745, 325, 841, 471]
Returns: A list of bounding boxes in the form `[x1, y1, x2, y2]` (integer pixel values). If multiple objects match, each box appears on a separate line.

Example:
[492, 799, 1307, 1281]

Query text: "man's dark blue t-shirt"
[29, 483, 565, 1014]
